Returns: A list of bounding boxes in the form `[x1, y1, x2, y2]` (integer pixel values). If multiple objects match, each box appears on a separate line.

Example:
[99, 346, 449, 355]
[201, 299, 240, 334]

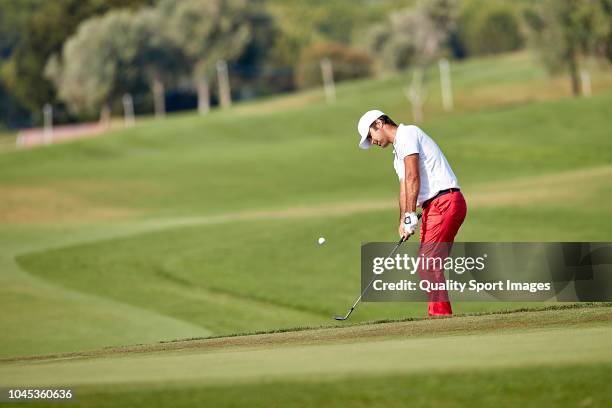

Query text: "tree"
[295, 42, 372, 89]
[363, 0, 459, 73]
[129, 8, 186, 117]
[0, 0, 44, 59]
[44, 11, 136, 118]
[411, 0, 460, 65]
[525, 0, 612, 96]
[0, 0, 45, 128]
[230, 9, 283, 96]
[160, 0, 251, 114]
[604, 0, 612, 61]
[458, 0, 524, 56]
[267, 0, 391, 68]
[46, 6, 185, 119]
[4, 0, 151, 122]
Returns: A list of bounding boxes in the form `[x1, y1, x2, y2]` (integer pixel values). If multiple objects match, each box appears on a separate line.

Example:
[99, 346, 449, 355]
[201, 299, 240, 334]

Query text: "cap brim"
[359, 135, 371, 150]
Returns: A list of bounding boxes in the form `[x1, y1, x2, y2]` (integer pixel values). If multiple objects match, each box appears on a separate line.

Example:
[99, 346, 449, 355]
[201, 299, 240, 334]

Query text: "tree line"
[0, 0, 610, 128]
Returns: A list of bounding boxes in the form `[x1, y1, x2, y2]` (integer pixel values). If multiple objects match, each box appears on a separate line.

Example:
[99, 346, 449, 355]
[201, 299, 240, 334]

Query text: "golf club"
[334, 214, 421, 321]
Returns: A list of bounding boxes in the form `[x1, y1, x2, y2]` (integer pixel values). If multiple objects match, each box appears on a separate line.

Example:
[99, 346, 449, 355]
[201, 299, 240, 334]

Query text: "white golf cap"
[357, 109, 385, 149]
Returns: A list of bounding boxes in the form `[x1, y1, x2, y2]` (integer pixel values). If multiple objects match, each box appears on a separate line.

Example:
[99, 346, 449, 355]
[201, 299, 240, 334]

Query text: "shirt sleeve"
[394, 126, 420, 161]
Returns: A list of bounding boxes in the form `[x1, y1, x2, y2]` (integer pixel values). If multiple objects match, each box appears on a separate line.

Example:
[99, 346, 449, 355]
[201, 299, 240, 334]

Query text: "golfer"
[357, 110, 467, 316]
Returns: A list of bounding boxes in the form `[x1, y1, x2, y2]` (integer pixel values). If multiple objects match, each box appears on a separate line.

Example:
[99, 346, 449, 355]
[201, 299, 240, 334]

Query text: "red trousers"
[418, 191, 467, 316]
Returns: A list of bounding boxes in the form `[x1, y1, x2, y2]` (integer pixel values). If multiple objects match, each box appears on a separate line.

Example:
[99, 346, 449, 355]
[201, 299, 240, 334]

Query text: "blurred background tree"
[295, 42, 372, 89]
[267, 0, 394, 68]
[0, 0, 610, 127]
[2, 0, 152, 125]
[364, 9, 418, 72]
[159, 0, 252, 114]
[362, 0, 459, 73]
[458, 0, 525, 56]
[44, 11, 139, 119]
[129, 7, 186, 118]
[524, 0, 612, 96]
[0, 0, 44, 129]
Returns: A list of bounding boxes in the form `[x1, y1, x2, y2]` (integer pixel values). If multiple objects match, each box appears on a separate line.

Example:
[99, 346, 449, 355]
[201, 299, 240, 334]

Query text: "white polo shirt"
[393, 124, 459, 207]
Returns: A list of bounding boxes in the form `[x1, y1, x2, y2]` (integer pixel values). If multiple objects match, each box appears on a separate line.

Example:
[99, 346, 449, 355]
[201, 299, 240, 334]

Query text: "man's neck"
[388, 125, 399, 144]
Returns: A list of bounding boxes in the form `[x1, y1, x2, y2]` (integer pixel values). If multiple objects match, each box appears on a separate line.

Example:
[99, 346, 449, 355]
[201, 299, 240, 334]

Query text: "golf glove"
[403, 212, 419, 234]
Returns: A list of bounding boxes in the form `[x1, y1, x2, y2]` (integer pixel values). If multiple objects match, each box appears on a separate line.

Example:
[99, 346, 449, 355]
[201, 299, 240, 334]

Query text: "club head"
[334, 308, 353, 321]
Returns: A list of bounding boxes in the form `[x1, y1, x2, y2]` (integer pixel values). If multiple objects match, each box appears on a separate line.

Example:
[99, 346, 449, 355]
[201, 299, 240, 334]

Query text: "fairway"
[1, 52, 612, 359]
[1, 305, 611, 407]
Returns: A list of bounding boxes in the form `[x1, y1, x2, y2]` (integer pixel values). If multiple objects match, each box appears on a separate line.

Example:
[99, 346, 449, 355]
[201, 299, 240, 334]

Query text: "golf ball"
[318, 237, 326, 245]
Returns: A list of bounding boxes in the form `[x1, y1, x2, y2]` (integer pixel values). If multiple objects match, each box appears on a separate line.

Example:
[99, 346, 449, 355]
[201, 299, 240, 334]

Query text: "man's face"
[368, 120, 389, 148]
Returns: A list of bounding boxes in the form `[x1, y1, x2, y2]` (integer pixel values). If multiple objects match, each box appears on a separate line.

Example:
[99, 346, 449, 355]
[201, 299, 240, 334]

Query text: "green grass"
[0, 51, 611, 367]
[73, 365, 612, 407]
[14, 204, 612, 340]
[0, 131, 16, 153]
[12, 365, 609, 407]
[4, 91, 612, 354]
[1, 306, 611, 407]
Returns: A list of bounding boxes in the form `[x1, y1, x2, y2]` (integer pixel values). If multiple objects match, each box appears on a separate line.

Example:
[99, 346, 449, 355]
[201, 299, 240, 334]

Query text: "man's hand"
[398, 223, 411, 240]
[401, 211, 419, 239]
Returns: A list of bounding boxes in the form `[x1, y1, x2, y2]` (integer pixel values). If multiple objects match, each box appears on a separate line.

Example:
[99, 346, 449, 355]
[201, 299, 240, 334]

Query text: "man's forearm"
[404, 177, 419, 213]
[399, 190, 407, 221]
[402, 154, 420, 215]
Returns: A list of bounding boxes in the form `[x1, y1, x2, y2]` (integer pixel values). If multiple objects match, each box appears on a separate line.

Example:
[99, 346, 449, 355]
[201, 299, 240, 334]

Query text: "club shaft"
[348, 237, 406, 314]
[335, 213, 421, 321]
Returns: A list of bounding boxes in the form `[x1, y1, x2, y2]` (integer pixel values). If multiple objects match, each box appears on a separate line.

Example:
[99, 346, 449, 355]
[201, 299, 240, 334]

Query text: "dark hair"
[376, 115, 397, 127]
